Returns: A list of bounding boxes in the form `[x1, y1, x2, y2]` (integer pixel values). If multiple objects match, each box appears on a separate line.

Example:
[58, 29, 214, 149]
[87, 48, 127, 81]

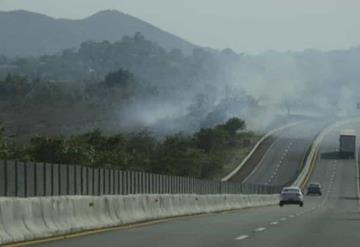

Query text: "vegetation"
[0, 34, 253, 137]
[0, 118, 256, 179]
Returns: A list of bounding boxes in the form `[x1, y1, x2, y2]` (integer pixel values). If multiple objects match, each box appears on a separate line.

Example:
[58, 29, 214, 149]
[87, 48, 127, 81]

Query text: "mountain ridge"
[0, 9, 196, 57]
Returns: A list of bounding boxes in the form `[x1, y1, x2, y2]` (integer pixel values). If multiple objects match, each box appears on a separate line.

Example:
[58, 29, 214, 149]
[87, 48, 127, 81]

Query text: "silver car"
[279, 186, 304, 207]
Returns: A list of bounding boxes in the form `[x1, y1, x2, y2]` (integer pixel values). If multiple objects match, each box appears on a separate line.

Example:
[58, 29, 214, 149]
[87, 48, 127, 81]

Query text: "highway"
[242, 121, 328, 186]
[35, 122, 360, 247]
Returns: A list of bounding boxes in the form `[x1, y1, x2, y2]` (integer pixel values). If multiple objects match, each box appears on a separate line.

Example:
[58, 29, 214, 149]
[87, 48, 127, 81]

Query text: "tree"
[103, 68, 135, 89]
[28, 136, 66, 163]
[222, 117, 245, 135]
[151, 134, 206, 177]
[194, 127, 229, 152]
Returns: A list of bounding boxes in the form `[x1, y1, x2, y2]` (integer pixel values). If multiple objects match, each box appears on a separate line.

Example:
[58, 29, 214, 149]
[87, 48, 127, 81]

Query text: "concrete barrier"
[0, 194, 278, 245]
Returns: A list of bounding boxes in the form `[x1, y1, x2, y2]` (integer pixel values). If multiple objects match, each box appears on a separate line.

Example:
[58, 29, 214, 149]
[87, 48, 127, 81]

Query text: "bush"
[0, 117, 250, 179]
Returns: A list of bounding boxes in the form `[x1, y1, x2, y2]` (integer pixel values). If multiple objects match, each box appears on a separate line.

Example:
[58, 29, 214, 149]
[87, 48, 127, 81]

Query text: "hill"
[0, 10, 196, 57]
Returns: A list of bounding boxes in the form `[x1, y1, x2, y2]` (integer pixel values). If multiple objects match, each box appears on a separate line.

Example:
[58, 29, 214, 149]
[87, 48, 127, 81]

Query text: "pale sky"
[1, 0, 360, 53]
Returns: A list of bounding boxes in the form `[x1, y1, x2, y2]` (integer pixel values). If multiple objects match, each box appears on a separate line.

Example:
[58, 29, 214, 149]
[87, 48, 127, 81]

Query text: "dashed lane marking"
[235, 235, 249, 240]
[270, 221, 279, 225]
[265, 140, 294, 186]
[254, 227, 266, 232]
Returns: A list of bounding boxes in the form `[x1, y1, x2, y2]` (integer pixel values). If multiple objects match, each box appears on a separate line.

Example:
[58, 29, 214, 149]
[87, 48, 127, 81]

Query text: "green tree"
[194, 127, 229, 152]
[222, 117, 246, 135]
[28, 136, 66, 163]
[151, 134, 207, 177]
[103, 68, 135, 89]
[126, 131, 156, 170]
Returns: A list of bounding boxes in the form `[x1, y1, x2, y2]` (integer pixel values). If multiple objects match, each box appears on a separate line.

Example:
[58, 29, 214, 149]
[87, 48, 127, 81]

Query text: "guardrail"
[0, 160, 282, 197]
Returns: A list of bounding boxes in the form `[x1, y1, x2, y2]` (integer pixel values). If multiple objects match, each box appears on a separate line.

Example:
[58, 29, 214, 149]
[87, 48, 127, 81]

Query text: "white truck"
[339, 129, 356, 159]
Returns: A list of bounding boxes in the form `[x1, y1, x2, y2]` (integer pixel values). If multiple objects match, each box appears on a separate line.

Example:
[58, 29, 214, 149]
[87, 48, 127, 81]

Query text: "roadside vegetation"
[0, 118, 257, 179]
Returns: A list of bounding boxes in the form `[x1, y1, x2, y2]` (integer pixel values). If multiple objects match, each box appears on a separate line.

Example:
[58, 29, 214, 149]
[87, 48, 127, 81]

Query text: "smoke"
[112, 47, 360, 135]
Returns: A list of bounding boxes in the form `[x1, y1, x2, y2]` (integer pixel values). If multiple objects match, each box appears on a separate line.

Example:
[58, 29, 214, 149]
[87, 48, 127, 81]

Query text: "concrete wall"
[0, 194, 278, 245]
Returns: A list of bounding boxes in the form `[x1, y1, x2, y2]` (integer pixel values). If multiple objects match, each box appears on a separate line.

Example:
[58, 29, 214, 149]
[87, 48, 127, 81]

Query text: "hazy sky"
[1, 0, 360, 53]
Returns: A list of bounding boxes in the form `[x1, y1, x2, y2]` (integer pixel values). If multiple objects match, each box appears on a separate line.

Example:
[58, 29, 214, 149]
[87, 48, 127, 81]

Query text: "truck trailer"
[339, 129, 356, 159]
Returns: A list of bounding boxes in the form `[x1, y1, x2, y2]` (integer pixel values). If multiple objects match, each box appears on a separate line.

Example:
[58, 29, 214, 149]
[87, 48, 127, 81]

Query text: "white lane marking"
[265, 140, 295, 184]
[242, 138, 280, 183]
[319, 157, 338, 207]
[254, 227, 266, 232]
[289, 214, 295, 218]
[270, 221, 279, 225]
[235, 235, 249, 240]
[280, 217, 287, 221]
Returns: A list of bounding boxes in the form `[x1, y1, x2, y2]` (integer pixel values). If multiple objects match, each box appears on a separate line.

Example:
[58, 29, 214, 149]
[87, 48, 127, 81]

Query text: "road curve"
[240, 121, 328, 186]
[34, 121, 360, 247]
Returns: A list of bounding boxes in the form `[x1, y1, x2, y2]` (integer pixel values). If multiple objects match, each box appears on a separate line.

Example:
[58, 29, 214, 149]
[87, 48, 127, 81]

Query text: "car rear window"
[282, 188, 299, 193]
[309, 184, 320, 188]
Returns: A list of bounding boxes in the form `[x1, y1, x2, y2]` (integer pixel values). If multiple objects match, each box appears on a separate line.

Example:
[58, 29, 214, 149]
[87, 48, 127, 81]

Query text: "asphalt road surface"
[36, 122, 360, 247]
[243, 121, 328, 186]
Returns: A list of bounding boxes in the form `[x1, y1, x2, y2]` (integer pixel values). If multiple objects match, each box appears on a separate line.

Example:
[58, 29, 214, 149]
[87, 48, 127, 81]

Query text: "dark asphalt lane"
[36, 122, 360, 247]
[243, 121, 328, 186]
[241, 125, 360, 247]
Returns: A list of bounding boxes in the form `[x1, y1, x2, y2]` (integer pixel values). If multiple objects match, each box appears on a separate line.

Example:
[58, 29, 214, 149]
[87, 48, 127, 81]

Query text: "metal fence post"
[4, 160, 8, 197]
[66, 164, 70, 195]
[34, 162, 38, 196]
[157, 174, 161, 194]
[145, 172, 150, 194]
[43, 163, 47, 196]
[121, 170, 125, 195]
[132, 171, 136, 194]
[163, 175, 167, 194]
[116, 169, 120, 195]
[14, 160, 18, 197]
[85, 166, 89, 195]
[92, 167, 95, 196]
[98, 168, 101, 196]
[150, 173, 155, 194]
[155, 174, 159, 194]
[112, 169, 116, 195]
[136, 171, 141, 194]
[24, 161, 28, 197]
[101, 168, 105, 195]
[108, 168, 112, 195]
[124, 171, 128, 195]
[50, 163, 54, 196]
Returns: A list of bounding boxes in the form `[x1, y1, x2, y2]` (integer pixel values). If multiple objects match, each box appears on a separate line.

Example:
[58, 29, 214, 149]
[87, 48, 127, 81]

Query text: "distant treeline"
[0, 68, 138, 107]
[0, 33, 256, 135]
[0, 118, 253, 179]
